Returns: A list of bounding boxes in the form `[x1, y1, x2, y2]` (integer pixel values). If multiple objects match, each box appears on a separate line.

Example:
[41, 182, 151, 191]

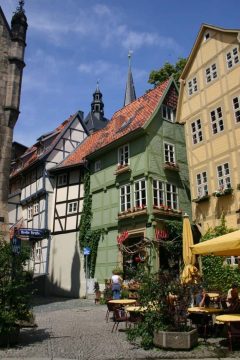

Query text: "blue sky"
[2, 0, 240, 146]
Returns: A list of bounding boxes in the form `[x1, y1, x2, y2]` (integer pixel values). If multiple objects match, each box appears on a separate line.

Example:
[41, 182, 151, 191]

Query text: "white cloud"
[93, 4, 111, 17]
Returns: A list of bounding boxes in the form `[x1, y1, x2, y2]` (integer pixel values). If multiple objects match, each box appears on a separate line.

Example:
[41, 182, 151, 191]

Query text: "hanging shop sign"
[155, 228, 169, 240]
[117, 231, 129, 245]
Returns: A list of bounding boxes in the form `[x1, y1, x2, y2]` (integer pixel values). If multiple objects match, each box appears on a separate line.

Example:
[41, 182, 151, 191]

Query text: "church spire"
[91, 81, 104, 117]
[123, 51, 136, 107]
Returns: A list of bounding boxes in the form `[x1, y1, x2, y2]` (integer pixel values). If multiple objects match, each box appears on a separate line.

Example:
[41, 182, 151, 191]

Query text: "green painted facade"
[88, 81, 191, 284]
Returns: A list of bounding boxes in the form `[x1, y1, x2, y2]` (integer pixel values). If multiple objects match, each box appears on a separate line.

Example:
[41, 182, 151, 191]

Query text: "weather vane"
[17, 0, 25, 12]
[128, 50, 133, 67]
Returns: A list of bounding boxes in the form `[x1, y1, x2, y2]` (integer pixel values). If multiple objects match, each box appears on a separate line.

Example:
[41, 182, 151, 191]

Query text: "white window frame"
[134, 179, 147, 208]
[27, 205, 33, 220]
[210, 107, 224, 134]
[118, 144, 129, 166]
[58, 173, 67, 186]
[196, 172, 208, 198]
[33, 201, 39, 215]
[94, 160, 101, 172]
[216, 163, 231, 190]
[188, 76, 198, 96]
[153, 179, 165, 207]
[162, 104, 175, 122]
[205, 63, 217, 83]
[232, 96, 240, 123]
[166, 183, 178, 210]
[226, 47, 239, 69]
[191, 119, 203, 144]
[68, 201, 78, 214]
[35, 241, 42, 260]
[120, 184, 131, 212]
[164, 142, 176, 164]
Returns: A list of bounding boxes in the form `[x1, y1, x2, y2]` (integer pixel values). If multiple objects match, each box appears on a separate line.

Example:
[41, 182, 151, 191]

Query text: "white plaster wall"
[47, 233, 86, 298]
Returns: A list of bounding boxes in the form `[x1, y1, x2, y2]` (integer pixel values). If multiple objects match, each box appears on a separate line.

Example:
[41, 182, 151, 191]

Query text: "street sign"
[18, 228, 48, 238]
[83, 247, 91, 255]
[12, 236, 21, 255]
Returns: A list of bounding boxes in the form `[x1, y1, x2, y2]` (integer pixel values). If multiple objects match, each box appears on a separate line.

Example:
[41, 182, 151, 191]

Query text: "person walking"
[111, 269, 122, 299]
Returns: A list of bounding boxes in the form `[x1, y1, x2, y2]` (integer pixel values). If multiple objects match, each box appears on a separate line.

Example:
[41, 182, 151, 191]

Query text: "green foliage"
[201, 216, 240, 293]
[163, 220, 183, 255]
[127, 268, 192, 349]
[148, 58, 187, 87]
[0, 240, 33, 335]
[79, 171, 103, 277]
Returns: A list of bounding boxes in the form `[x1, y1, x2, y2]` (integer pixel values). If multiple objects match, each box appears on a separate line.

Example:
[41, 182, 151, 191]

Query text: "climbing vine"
[201, 215, 240, 293]
[79, 171, 103, 278]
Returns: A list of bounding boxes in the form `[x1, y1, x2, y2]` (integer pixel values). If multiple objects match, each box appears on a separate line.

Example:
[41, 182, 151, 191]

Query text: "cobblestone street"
[0, 297, 240, 360]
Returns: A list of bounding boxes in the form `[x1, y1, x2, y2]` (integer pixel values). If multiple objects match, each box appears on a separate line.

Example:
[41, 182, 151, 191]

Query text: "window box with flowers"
[163, 162, 179, 171]
[212, 187, 233, 197]
[152, 204, 182, 216]
[115, 164, 131, 175]
[192, 194, 210, 203]
[118, 206, 147, 219]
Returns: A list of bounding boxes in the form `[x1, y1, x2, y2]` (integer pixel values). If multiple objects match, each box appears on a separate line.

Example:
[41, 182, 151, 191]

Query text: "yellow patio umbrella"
[181, 213, 200, 284]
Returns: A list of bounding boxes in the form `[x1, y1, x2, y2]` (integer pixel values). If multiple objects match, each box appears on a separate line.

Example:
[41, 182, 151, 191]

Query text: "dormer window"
[162, 104, 175, 122]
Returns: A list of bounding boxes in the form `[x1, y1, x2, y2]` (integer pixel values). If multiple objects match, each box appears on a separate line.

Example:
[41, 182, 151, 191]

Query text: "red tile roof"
[61, 79, 170, 167]
[10, 114, 76, 177]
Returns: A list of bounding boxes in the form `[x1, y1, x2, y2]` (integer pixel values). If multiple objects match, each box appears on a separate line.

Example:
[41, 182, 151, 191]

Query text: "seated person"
[223, 286, 240, 313]
[227, 283, 239, 306]
[195, 288, 210, 307]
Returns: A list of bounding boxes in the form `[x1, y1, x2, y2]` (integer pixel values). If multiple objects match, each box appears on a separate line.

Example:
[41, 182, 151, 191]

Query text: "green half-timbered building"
[61, 77, 191, 287]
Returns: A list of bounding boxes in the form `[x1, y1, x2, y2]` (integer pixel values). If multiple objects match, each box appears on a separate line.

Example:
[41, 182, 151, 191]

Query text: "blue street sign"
[12, 236, 21, 255]
[83, 247, 91, 255]
[18, 228, 47, 238]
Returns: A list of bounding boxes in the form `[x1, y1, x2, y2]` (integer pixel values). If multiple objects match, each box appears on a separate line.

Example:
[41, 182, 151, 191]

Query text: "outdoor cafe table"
[126, 306, 147, 313]
[108, 299, 137, 306]
[188, 307, 224, 314]
[216, 314, 240, 323]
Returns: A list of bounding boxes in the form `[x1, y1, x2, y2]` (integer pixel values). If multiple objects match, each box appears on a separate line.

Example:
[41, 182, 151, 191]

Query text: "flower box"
[153, 328, 198, 350]
[115, 164, 131, 175]
[163, 162, 179, 171]
[152, 206, 182, 217]
[213, 188, 233, 197]
[192, 194, 210, 203]
[118, 208, 147, 219]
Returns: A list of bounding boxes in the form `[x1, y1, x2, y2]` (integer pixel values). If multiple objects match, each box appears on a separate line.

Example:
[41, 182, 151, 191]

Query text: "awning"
[191, 230, 240, 256]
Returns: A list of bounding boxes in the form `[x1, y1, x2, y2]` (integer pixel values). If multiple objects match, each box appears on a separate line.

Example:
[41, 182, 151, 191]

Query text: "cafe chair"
[105, 301, 118, 323]
[227, 321, 240, 351]
[111, 308, 129, 332]
[128, 311, 142, 327]
[189, 312, 212, 340]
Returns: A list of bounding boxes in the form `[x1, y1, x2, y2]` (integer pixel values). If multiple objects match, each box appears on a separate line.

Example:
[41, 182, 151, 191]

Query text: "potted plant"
[93, 281, 101, 304]
[0, 240, 33, 347]
[127, 269, 198, 350]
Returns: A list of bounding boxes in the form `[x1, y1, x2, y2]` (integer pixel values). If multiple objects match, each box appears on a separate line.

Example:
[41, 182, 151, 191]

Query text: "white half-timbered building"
[9, 85, 109, 297]
[9, 111, 88, 295]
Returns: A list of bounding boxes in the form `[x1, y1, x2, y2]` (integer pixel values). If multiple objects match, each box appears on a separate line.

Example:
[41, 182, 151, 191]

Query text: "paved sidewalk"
[0, 297, 240, 359]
